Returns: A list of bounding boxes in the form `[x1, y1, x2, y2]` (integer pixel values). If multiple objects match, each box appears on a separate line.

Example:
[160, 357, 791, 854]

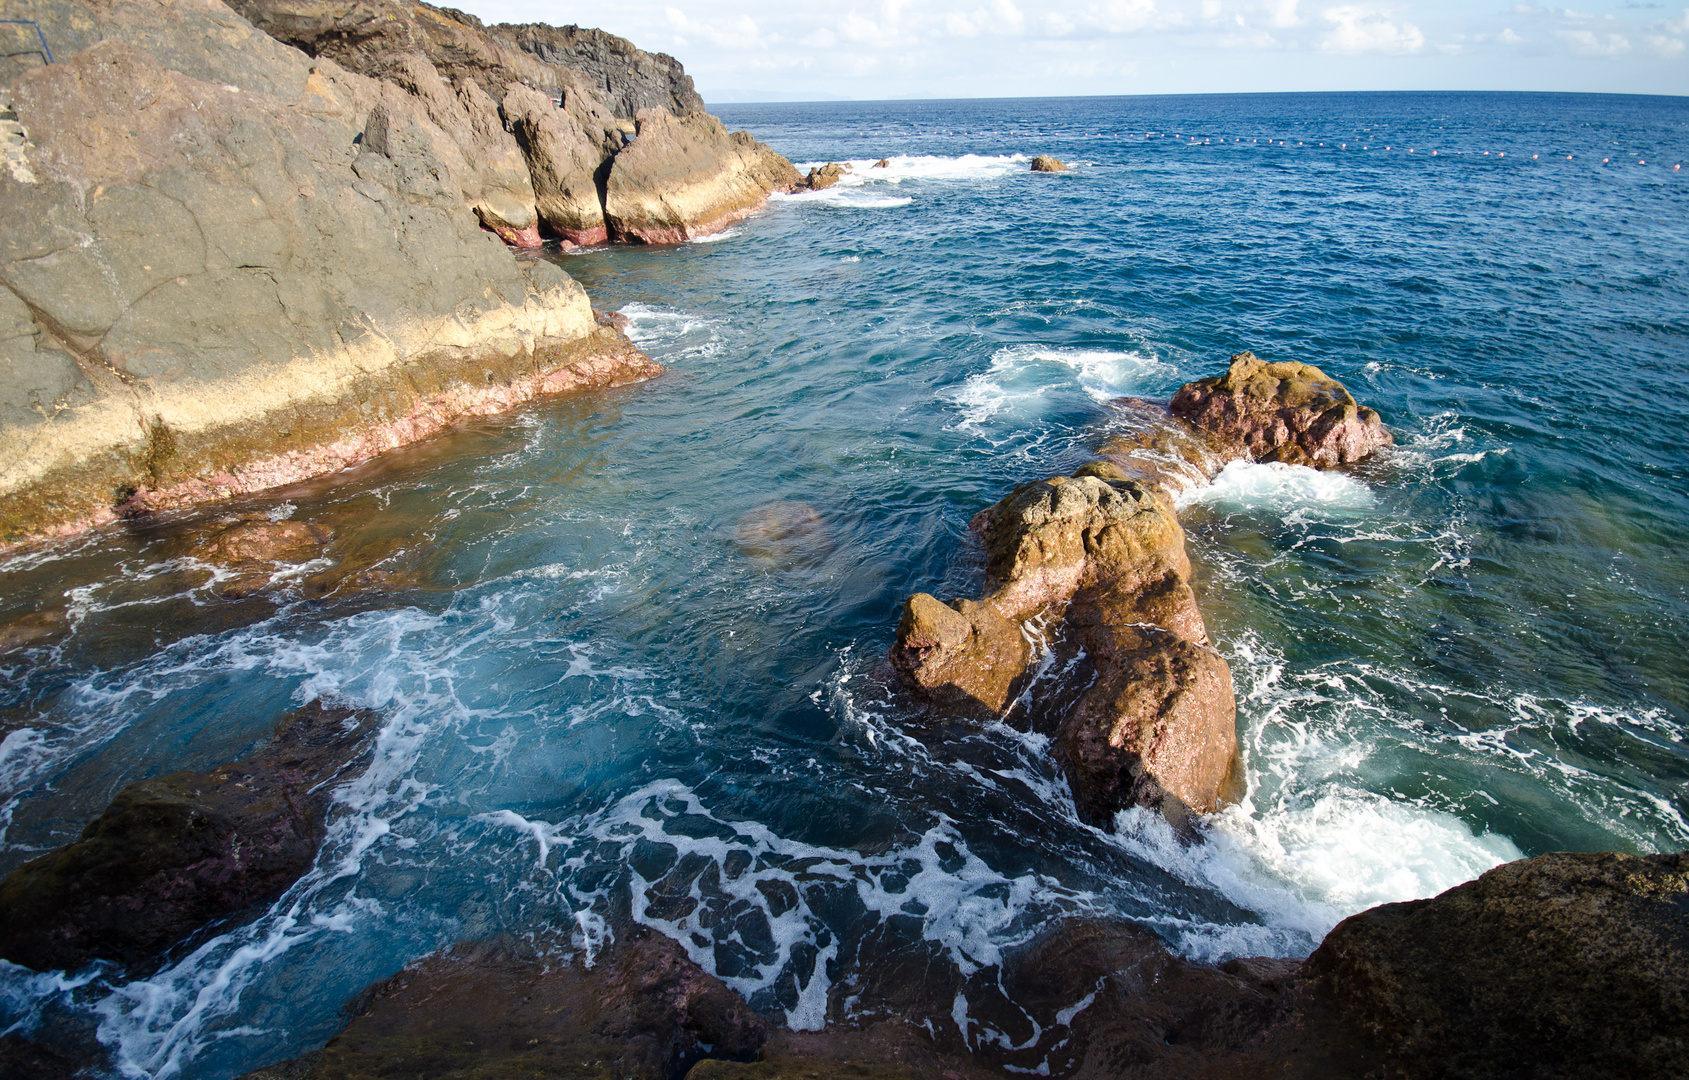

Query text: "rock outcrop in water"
[1030, 155, 1067, 172]
[0, 701, 377, 973]
[892, 462, 1239, 822]
[1169, 350, 1392, 468]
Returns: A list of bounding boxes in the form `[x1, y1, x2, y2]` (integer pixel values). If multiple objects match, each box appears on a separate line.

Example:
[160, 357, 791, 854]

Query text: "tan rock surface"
[605, 108, 802, 243]
[0, 3, 657, 546]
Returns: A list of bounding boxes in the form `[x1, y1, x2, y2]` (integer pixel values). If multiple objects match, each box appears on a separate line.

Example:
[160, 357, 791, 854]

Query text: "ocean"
[1, 90, 1686, 1077]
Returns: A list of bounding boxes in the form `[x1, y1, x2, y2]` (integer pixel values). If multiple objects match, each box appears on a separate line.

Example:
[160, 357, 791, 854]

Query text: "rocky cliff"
[0, 0, 662, 545]
[0, 0, 799, 545]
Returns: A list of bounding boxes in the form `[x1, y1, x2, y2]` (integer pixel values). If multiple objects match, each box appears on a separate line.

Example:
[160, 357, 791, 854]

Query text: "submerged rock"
[0, 701, 378, 973]
[606, 109, 804, 243]
[1169, 351, 1391, 468]
[891, 462, 1239, 821]
[734, 501, 830, 567]
[1030, 155, 1067, 172]
[1307, 849, 1689, 1080]
[238, 931, 767, 1080]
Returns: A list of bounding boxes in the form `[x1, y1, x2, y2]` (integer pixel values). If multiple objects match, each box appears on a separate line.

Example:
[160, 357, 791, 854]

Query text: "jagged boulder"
[605, 108, 802, 243]
[1307, 850, 1689, 1080]
[236, 931, 767, 1080]
[1170, 351, 1391, 468]
[802, 161, 849, 190]
[1030, 155, 1067, 172]
[891, 462, 1239, 821]
[0, 701, 378, 973]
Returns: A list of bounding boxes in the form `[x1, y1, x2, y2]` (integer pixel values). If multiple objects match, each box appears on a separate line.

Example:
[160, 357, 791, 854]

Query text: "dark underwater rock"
[891, 462, 1239, 822]
[0, 701, 378, 973]
[1169, 351, 1391, 468]
[1306, 849, 1689, 1080]
[236, 931, 767, 1080]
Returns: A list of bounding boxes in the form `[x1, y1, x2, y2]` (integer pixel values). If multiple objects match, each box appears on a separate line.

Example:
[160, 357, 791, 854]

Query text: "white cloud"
[1658, 6, 1689, 32]
[1320, 6, 1424, 53]
[1499, 27, 1526, 43]
[665, 6, 768, 48]
[1644, 32, 1686, 54]
[1555, 28, 1632, 54]
[1265, 0, 1303, 28]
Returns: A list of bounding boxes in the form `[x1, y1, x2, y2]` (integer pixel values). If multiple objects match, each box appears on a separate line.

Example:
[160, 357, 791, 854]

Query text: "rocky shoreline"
[0, 0, 802, 548]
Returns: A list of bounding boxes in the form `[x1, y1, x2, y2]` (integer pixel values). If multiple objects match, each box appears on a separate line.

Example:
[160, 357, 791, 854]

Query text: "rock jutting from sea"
[0, 0, 802, 547]
[889, 351, 1392, 827]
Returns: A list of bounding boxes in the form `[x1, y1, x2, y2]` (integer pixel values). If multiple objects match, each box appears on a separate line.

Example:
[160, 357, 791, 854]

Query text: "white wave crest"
[948, 344, 1174, 433]
[1177, 460, 1376, 519]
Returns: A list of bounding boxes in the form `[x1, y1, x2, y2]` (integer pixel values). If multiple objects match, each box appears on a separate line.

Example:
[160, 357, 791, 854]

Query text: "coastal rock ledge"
[0, 0, 665, 545]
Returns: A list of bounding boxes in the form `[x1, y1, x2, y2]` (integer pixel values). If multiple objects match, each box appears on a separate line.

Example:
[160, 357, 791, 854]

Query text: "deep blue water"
[1, 91, 1686, 1078]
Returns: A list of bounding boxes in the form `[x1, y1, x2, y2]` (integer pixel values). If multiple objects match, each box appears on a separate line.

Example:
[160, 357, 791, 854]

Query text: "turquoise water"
[1, 91, 1686, 1077]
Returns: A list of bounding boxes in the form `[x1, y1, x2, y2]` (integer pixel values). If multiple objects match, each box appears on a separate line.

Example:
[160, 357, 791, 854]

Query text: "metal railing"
[1, 19, 53, 65]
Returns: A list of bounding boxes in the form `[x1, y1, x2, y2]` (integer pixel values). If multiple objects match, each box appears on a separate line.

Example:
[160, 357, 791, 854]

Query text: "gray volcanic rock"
[1307, 849, 1689, 1080]
[606, 108, 803, 243]
[1170, 351, 1391, 468]
[491, 21, 705, 118]
[0, 701, 377, 973]
[0, 0, 656, 544]
[891, 462, 1239, 822]
[236, 931, 767, 1080]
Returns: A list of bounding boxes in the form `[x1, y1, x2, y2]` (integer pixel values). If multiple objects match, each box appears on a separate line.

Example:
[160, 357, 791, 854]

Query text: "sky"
[460, 1, 1689, 101]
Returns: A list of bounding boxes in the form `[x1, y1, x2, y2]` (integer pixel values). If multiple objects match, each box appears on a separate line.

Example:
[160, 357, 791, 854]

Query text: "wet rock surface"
[0, 701, 378, 974]
[1306, 849, 1689, 1080]
[1030, 155, 1067, 172]
[236, 931, 767, 1080]
[1169, 350, 1392, 468]
[891, 461, 1238, 821]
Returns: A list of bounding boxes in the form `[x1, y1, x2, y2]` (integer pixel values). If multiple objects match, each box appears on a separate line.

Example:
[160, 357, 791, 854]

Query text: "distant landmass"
[704, 88, 853, 103]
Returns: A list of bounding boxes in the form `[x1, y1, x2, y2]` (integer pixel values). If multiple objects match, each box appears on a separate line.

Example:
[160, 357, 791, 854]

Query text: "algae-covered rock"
[237, 931, 766, 1080]
[1169, 351, 1391, 468]
[605, 108, 802, 243]
[0, 701, 378, 973]
[1306, 849, 1689, 1080]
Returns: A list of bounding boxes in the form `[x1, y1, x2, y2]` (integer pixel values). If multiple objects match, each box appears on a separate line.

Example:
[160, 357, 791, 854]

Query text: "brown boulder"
[891, 462, 1238, 821]
[1030, 155, 1067, 172]
[1169, 351, 1391, 468]
[872, 158, 891, 168]
[1306, 849, 1689, 1080]
[605, 108, 803, 243]
[802, 161, 850, 190]
[0, 701, 378, 973]
[237, 931, 767, 1080]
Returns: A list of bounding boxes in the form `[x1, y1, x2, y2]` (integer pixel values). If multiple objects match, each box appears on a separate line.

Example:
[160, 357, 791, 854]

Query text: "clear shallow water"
[1, 91, 1686, 1078]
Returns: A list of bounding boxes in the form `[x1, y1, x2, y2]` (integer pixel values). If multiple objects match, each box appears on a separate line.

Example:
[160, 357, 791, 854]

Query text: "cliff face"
[0, 0, 658, 544]
[490, 21, 705, 119]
